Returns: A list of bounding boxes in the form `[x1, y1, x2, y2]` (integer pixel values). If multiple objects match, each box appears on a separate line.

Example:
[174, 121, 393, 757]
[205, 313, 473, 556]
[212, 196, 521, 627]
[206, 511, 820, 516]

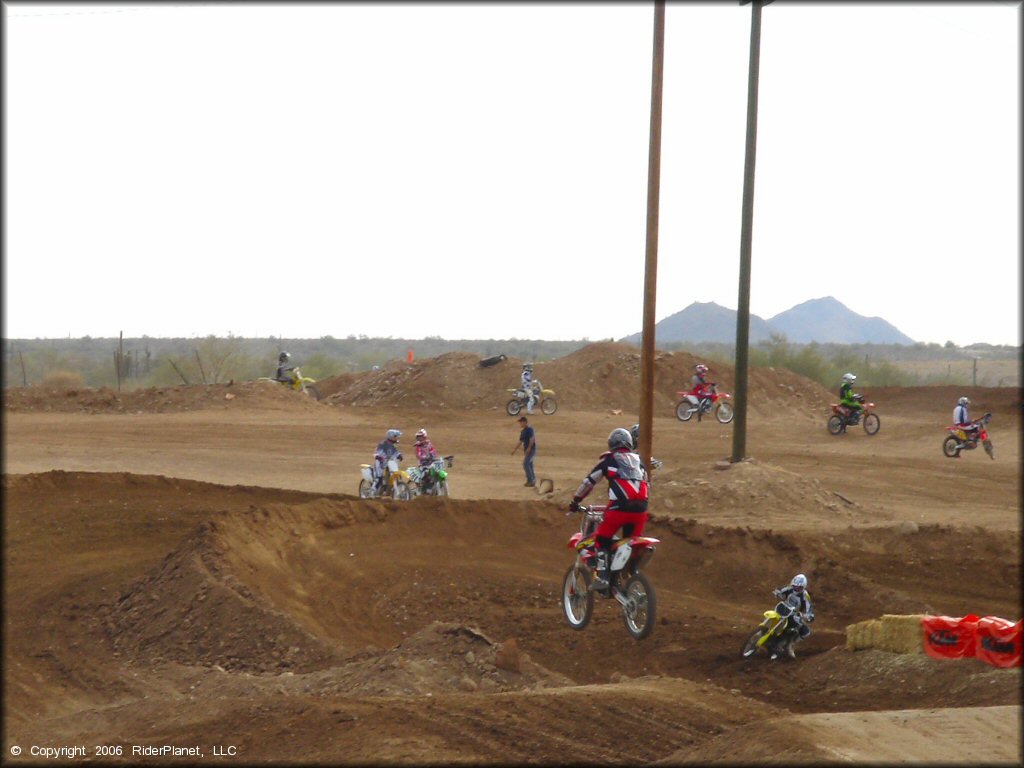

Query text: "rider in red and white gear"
[413, 428, 438, 466]
[689, 364, 715, 410]
[568, 428, 650, 593]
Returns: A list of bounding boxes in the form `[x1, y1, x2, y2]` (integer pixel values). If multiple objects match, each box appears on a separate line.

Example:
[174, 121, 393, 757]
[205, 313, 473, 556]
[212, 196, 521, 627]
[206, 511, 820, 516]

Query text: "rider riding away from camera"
[372, 429, 403, 495]
[839, 373, 864, 423]
[275, 351, 296, 384]
[773, 573, 815, 659]
[568, 428, 650, 594]
[413, 428, 438, 467]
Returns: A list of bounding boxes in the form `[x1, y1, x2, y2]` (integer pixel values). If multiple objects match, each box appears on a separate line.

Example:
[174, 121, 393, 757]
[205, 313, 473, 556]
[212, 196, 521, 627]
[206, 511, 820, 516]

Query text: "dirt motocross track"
[4, 343, 1022, 764]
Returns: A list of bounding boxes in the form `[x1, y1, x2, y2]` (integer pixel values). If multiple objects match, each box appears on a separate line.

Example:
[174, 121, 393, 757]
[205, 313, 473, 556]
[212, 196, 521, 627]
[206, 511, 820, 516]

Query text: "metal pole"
[731, 0, 766, 463]
[639, 1, 666, 473]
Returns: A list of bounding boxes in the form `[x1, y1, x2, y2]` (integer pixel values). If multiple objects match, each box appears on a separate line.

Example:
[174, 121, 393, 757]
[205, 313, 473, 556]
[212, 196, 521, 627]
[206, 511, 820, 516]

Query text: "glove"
[397, 453, 403, 462]
[568, 499, 582, 513]
[806, 612, 814, 623]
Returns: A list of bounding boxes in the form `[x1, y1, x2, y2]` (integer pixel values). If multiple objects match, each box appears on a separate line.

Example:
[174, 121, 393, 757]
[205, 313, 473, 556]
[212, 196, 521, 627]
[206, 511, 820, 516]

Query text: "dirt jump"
[4, 343, 1021, 764]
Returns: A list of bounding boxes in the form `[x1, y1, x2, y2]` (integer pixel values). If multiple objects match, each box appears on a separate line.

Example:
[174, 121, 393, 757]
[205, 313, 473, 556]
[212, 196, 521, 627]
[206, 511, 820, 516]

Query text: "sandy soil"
[4, 347, 1021, 764]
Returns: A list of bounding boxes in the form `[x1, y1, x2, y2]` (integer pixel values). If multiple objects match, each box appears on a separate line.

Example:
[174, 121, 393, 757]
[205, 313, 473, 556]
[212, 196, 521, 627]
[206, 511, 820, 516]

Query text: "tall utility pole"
[639, 1, 666, 473]
[732, 0, 769, 463]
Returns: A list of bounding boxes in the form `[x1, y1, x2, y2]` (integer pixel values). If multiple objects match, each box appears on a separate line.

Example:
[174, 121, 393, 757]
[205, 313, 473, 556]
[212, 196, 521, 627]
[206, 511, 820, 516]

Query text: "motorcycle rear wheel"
[541, 397, 557, 415]
[621, 572, 656, 640]
[506, 399, 523, 417]
[741, 628, 765, 658]
[562, 565, 594, 631]
[827, 415, 845, 435]
[715, 402, 735, 424]
[675, 401, 695, 422]
[863, 413, 881, 435]
[942, 436, 961, 458]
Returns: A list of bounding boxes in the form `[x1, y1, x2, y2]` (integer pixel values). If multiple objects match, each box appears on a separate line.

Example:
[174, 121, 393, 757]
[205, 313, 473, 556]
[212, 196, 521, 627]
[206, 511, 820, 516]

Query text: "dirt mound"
[2, 380, 321, 414]
[871, 384, 1022, 419]
[654, 458, 872, 525]
[104, 519, 347, 673]
[317, 342, 834, 416]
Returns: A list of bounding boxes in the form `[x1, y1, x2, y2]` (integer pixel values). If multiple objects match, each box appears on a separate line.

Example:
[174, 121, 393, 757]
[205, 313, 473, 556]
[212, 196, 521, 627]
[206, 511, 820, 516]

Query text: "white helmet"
[695, 364, 709, 375]
[385, 429, 402, 443]
[414, 428, 428, 443]
[958, 396, 970, 406]
[791, 573, 807, 593]
[842, 373, 856, 383]
[608, 427, 633, 450]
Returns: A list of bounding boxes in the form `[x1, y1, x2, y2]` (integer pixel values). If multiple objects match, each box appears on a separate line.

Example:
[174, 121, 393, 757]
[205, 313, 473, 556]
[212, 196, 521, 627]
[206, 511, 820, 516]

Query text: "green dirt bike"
[258, 367, 321, 400]
[408, 455, 455, 497]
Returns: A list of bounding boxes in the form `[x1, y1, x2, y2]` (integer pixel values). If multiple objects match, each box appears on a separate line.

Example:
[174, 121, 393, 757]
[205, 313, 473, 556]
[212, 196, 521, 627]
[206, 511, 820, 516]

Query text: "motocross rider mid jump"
[690, 364, 714, 410]
[275, 351, 296, 384]
[774, 573, 815, 659]
[413, 428, 438, 467]
[372, 429, 403, 495]
[839, 373, 864, 423]
[568, 428, 650, 594]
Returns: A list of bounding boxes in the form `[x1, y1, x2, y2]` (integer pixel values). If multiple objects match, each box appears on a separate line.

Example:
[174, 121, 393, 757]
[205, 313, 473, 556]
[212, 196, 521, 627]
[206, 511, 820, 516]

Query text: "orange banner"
[974, 617, 1022, 668]
[921, 614, 979, 660]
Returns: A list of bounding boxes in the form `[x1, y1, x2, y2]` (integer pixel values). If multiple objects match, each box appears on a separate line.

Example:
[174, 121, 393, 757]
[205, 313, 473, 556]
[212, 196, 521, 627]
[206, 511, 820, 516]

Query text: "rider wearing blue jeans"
[512, 416, 536, 487]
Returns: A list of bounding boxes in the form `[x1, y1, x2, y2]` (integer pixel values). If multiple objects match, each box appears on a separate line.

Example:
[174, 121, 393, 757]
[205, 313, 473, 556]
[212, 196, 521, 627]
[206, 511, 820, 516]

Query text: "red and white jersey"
[573, 447, 649, 512]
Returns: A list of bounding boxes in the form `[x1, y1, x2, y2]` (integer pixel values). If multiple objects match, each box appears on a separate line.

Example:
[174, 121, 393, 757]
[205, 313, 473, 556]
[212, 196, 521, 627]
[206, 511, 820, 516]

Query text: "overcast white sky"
[4, 2, 1020, 345]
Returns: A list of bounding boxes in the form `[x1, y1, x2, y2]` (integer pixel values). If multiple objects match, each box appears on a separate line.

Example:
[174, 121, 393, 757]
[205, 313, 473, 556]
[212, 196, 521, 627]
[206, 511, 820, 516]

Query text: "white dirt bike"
[358, 458, 412, 500]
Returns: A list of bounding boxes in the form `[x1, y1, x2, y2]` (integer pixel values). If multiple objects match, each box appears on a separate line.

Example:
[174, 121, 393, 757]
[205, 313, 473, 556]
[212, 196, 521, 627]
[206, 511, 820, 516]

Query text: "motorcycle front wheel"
[621, 572, 656, 640]
[863, 413, 881, 435]
[942, 436, 961, 458]
[436, 481, 450, 497]
[741, 628, 765, 658]
[506, 399, 523, 417]
[358, 479, 373, 498]
[715, 402, 735, 424]
[983, 439, 995, 460]
[392, 482, 411, 501]
[675, 401, 695, 422]
[827, 415, 845, 435]
[303, 385, 322, 401]
[562, 565, 594, 631]
[541, 397, 557, 415]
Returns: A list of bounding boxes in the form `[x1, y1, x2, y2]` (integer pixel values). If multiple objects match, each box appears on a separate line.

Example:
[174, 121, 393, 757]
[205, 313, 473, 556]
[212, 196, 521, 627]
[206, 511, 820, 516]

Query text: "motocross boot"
[589, 549, 610, 593]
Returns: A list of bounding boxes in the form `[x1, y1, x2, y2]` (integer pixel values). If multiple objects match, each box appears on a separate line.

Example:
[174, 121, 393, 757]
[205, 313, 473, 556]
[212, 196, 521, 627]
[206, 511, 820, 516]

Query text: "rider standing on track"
[773, 573, 814, 659]
[839, 372, 863, 423]
[372, 429, 402, 495]
[413, 428, 438, 467]
[275, 351, 295, 384]
[568, 428, 649, 594]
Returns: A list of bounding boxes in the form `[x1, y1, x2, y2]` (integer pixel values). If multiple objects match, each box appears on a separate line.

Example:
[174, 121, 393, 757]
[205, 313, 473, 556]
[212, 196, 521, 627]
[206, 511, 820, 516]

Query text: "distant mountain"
[767, 297, 915, 345]
[621, 297, 916, 345]
[620, 301, 774, 345]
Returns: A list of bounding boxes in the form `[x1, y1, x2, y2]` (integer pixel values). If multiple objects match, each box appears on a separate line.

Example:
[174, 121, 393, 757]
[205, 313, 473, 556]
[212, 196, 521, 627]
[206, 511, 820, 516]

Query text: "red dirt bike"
[675, 384, 734, 424]
[827, 395, 880, 436]
[561, 504, 659, 640]
[943, 413, 995, 459]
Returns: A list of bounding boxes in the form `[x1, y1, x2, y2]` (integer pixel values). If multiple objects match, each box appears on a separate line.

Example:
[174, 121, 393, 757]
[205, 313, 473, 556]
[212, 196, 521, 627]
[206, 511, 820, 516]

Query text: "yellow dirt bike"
[258, 367, 321, 400]
[741, 590, 808, 660]
[506, 383, 557, 416]
[358, 458, 412, 500]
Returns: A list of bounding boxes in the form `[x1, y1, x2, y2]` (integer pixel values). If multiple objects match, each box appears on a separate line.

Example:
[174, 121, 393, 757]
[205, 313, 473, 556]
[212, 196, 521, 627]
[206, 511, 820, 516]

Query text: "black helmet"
[608, 428, 632, 451]
[279, 351, 290, 364]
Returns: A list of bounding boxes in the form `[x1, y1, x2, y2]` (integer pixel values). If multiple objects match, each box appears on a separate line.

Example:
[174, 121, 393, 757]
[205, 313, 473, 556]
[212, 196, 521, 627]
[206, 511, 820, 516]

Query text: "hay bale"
[845, 614, 925, 654]
[878, 614, 926, 654]
[845, 618, 881, 651]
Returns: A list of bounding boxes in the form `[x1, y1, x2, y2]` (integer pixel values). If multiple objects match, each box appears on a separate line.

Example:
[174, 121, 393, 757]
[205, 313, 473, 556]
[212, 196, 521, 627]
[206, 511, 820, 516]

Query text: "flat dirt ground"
[4, 344, 1022, 764]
